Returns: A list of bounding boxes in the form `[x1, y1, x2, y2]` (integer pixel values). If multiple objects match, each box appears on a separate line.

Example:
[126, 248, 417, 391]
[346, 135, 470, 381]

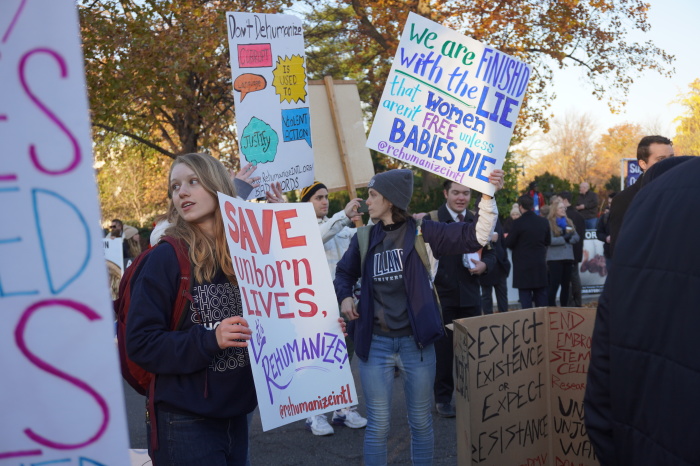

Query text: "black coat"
[607, 180, 641, 258]
[566, 206, 586, 263]
[431, 204, 496, 310]
[503, 210, 551, 289]
[584, 157, 700, 465]
[479, 218, 511, 286]
[596, 212, 612, 259]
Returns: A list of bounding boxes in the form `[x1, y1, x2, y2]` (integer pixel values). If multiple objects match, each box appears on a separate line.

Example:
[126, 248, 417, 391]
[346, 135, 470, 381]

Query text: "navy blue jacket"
[431, 205, 496, 309]
[126, 243, 257, 419]
[334, 217, 485, 362]
[584, 157, 700, 465]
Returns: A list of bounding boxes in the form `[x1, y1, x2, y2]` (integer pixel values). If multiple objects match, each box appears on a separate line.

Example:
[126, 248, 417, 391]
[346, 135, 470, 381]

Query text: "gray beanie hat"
[367, 169, 414, 211]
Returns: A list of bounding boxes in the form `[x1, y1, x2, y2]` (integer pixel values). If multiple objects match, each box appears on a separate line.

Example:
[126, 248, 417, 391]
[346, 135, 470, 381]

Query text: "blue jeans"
[149, 408, 249, 466]
[359, 334, 435, 466]
[585, 217, 598, 230]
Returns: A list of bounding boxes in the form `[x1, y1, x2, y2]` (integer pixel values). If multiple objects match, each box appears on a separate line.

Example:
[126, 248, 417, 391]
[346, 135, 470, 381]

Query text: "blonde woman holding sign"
[126, 153, 257, 465]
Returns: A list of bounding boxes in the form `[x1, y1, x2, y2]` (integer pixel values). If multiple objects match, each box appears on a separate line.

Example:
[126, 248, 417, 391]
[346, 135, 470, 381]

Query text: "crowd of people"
[111, 133, 690, 465]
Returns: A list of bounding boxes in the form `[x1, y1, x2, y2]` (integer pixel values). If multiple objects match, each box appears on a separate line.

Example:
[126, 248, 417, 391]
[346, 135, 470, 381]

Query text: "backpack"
[356, 214, 438, 278]
[114, 236, 192, 396]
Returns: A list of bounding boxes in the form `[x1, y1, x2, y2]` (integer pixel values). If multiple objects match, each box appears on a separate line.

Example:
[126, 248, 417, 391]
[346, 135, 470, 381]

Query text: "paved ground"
[124, 356, 460, 465]
[124, 298, 600, 465]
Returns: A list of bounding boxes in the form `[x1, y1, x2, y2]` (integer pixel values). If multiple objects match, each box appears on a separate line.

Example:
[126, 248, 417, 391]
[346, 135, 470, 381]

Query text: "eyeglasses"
[110, 225, 118, 229]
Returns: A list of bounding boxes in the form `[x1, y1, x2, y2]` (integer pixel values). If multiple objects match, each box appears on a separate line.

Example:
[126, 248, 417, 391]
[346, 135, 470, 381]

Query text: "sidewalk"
[124, 356, 459, 464]
[124, 302, 601, 464]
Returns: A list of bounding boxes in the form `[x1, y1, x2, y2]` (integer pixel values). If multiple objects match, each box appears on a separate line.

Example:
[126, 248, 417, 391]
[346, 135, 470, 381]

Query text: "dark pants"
[433, 305, 480, 404]
[570, 263, 582, 306]
[481, 278, 509, 313]
[149, 408, 249, 466]
[548, 260, 574, 306]
[518, 287, 547, 309]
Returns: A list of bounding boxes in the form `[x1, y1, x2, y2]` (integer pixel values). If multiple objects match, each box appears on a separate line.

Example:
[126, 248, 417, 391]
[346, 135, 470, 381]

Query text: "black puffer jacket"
[584, 157, 700, 465]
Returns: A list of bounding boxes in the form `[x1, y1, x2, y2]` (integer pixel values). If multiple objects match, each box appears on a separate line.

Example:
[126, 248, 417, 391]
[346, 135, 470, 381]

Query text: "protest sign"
[308, 79, 375, 192]
[366, 12, 531, 195]
[104, 237, 124, 273]
[218, 194, 357, 431]
[0, 1, 129, 463]
[580, 232, 607, 294]
[226, 12, 315, 199]
[454, 307, 597, 466]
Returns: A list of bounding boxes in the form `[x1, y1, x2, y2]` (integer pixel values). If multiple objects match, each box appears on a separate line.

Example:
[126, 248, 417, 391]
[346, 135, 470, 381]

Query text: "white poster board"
[580, 230, 607, 294]
[218, 194, 357, 431]
[226, 12, 315, 198]
[367, 12, 531, 195]
[0, 1, 129, 464]
[104, 237, 124, 272]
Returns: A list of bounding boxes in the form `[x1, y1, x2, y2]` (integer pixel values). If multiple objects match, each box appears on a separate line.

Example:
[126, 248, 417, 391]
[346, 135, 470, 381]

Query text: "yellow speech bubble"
[272, 55, 307, 104]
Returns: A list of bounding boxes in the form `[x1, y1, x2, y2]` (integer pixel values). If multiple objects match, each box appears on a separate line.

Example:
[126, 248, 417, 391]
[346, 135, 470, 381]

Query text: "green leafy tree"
[492, 151, 522, 220]
[530, 172, 572, 201]
[604, 175, 622, 193]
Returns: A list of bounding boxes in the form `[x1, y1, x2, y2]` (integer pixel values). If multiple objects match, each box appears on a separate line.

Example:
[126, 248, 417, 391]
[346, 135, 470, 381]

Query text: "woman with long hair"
[546, 200, 580, 306]
[122, 225, 142, 261]
[126, 153, 257, 465]
[334, 168, 504, 465]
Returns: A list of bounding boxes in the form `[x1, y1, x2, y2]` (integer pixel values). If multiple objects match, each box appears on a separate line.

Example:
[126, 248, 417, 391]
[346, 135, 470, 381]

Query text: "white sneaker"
[332, 407, 367, 428]
[305, 415, 334, 436]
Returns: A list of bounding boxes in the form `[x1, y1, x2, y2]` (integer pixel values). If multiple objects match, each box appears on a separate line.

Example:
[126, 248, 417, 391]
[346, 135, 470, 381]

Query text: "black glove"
[563, 232, 572, 243]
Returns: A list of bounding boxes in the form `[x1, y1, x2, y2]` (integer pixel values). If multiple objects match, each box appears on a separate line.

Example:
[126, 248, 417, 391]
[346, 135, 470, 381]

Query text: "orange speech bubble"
[234, 73, 267, 102]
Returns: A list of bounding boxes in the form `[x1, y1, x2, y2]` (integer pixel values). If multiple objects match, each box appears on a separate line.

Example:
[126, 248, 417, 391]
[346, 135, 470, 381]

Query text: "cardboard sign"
[307, 80, 375, 192]
[226, 12, 315, 199]
[218, 194, 357, 431]
[366, 12, 531, 195]
[0, 1, 130, 463]
[454, 307, 598, 466]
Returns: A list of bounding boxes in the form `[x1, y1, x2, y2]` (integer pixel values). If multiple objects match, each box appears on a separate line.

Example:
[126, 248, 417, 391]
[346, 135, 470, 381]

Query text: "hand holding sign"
[215, 316, 252, 349]
[226, 12, 315, 198]
[218, 193, 357, 432]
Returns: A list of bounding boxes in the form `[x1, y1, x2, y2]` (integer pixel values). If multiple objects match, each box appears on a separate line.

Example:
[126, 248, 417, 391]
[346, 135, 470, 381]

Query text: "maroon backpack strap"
[159, 236, 193, 330]
[147, 376, 158, 453]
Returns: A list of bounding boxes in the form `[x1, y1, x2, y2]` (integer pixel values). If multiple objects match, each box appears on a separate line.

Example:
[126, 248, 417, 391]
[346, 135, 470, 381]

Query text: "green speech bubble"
[240, 117, 279, 165]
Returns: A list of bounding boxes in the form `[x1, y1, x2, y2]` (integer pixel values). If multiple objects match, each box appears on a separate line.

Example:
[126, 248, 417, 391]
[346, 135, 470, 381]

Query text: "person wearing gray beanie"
[366, 169, 414, 211]
[334, 167, 505, 465]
